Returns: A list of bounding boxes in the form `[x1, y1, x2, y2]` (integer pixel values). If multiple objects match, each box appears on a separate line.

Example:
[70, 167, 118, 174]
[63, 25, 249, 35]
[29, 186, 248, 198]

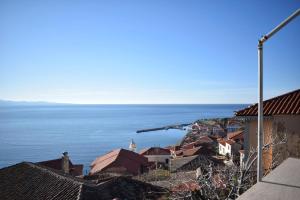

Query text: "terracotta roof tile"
[0, 162, 166, 200]
[37, 157, 83, 176]
[225, 140, 235, 145]
[174, 150, 183, 156]
[170, 155, 199, 172]
[139, 147, 170, 155]
[218, 140, 226, 146]
[182, 142, 196, 150]
[218, 139, 235, 146]
[72, 164, 84, 176]
[182, 147, 202, 157]
[90, 148, 148, 175]
[195, 136, 214, 145]
[0, 162, 85, 200]
[235, 89, 300, 116]
[227, 130, 244, 140]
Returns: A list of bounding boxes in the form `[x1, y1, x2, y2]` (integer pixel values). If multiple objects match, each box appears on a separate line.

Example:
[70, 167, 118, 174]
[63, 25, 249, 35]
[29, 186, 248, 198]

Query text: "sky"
[0, 0, 299, 104]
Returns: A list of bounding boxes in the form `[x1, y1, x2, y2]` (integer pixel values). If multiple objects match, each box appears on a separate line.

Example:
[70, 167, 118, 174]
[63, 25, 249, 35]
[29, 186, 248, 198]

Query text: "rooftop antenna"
[257, 8, 300, 182]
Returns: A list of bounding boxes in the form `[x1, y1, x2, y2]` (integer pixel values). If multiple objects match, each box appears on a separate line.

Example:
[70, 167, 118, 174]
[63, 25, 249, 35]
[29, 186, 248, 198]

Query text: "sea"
[0, 104, 246, 173]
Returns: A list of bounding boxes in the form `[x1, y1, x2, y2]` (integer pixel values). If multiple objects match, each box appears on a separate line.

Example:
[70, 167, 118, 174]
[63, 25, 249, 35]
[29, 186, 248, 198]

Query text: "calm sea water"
[0, 104, 245, 173]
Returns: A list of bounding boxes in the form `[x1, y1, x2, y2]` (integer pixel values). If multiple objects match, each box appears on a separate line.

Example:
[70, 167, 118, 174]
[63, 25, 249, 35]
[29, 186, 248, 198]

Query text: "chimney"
[62, 152, 69, 174]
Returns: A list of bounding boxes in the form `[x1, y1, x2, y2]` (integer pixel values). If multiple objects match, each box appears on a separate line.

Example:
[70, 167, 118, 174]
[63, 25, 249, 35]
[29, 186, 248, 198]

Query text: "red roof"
[218, 140, 226, 146]
[139, 147, 170, 156]
[227, 119, 243, 126]
[182, 147, 202, 157]
[72, 164, 84, 176]
[227, 130, 244, 140]
[195, 135, 214, 145]
[218, 139, 235, 146]
[90, 149, 148, 175]
[174, 150, 183, 156]
[225, 140, 235, 145]
[235, 89, 300, 116]
[38, 158, 71, 171]
[37, 158, 83, 176]
[182, 142, 196, 150]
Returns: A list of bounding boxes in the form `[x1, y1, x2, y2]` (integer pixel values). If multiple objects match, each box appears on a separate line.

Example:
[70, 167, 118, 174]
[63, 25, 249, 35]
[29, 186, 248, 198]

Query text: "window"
[165, 159, 169, 164]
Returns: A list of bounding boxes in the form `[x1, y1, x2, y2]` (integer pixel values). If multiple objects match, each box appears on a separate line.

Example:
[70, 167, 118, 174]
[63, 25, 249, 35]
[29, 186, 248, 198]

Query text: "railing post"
[256, 8, 300, 183]
[257, 41, 263, 182]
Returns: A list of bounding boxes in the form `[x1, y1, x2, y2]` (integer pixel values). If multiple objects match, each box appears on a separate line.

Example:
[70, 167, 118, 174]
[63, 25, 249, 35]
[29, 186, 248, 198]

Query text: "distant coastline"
[0, 100, 68, 106]
[0, 104, 246, 172]
[0, 99, 249, 106]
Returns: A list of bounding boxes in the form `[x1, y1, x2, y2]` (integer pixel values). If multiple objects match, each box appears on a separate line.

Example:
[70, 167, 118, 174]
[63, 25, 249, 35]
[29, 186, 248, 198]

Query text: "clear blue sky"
[0, 0, 299, 104]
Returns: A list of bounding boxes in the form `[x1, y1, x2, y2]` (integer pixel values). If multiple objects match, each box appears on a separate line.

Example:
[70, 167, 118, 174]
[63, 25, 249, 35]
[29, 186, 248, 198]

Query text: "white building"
[139, 147, 171, 166]
[129, 139, 137, 152]
[239, 150, 245, 168]
[218, 139, 242, 158]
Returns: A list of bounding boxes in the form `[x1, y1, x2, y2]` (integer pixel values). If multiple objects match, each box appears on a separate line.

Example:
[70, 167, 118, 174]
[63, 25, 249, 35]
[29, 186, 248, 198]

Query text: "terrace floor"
[237, 157, 300, 200]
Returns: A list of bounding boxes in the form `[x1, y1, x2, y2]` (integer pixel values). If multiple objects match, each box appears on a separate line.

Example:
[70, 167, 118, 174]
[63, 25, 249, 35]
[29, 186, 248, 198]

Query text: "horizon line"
[0, 99, 251, 105]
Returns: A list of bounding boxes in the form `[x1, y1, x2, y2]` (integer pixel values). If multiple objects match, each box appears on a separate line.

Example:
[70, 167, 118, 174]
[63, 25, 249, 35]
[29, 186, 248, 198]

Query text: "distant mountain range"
[0, 100, 67, 106]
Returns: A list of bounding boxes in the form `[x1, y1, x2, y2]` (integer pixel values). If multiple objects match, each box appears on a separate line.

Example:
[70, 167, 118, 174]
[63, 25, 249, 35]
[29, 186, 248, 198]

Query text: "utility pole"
[257, 8, 300, 182]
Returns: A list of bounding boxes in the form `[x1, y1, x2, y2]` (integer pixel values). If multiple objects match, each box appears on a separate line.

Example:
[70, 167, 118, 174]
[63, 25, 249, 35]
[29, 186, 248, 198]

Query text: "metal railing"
[257, 8, 300, 182]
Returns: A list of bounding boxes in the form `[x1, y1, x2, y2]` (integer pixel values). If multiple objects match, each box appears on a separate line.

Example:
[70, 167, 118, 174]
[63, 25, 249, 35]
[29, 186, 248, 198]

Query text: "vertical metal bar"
[257, 42, 263, 182]
[256, 8, 300, 183]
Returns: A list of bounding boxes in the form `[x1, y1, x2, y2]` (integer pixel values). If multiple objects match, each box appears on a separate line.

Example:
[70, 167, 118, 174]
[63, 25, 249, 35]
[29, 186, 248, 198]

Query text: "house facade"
[218, 141, 228, 156]
[139, 147, 171, 168]
[239, 150, 245, 168]
[218, 140, 242, 158]
[235, 89, 300, 172]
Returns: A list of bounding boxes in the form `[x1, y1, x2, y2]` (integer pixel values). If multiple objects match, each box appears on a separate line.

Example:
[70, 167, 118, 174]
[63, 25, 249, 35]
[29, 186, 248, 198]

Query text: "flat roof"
[237, 157, 300, 200]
